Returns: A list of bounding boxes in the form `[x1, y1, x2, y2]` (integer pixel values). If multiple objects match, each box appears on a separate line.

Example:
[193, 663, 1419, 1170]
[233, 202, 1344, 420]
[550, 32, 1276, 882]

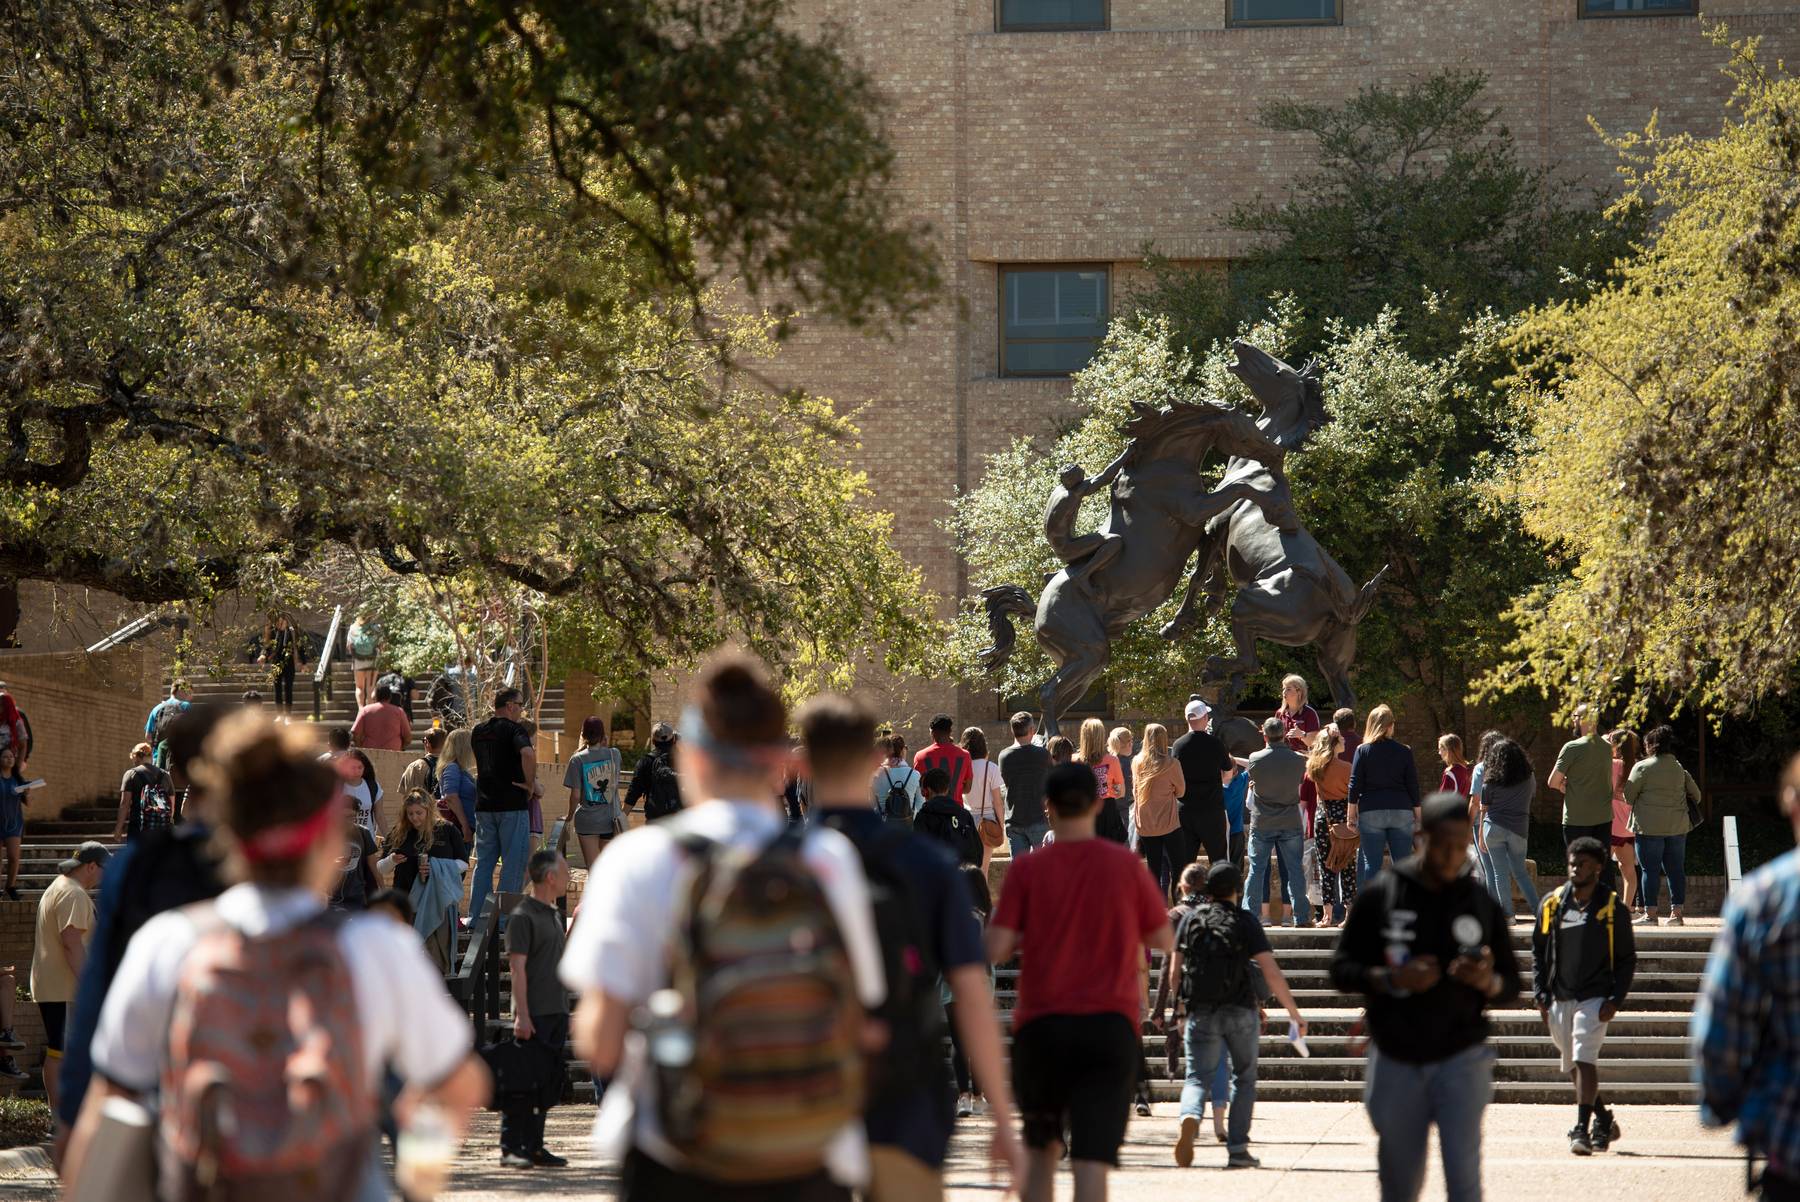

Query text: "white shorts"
[1548, 997, 1609, 1072]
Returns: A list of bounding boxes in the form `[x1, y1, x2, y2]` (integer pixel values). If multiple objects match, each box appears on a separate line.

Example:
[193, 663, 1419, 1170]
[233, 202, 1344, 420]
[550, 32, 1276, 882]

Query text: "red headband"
[240, 797, 339, 864]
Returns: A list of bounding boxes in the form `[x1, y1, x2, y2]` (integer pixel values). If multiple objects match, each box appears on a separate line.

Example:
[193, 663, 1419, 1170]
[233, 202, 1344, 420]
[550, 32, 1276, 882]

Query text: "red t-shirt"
[1279, 704, 1321, 752]
[1440, 763, 1473, 799]
[913, 739, 973, 799]
[351, 702, 411, 752]
[991, 837, 1169, 1030]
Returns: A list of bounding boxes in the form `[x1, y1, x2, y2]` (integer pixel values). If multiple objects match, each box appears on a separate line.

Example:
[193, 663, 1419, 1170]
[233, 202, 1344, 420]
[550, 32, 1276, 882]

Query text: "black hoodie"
[1331, 855, 1522, 1063]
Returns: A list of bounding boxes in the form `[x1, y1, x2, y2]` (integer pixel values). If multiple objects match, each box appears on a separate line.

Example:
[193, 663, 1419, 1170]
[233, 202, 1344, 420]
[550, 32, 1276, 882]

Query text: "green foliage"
[0, 0, 939, 687]
[0, 1097, 50, 1150]
[1135, 69, 1635, 363]
[1487, 31, 1800, 720]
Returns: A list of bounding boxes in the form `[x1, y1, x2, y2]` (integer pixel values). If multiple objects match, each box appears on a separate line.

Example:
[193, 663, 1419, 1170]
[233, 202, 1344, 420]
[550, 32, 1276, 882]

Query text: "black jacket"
[1331, 855, 1522, 1063]
[1532, 881, 1636, 1007]
[913, 795, 982, 868]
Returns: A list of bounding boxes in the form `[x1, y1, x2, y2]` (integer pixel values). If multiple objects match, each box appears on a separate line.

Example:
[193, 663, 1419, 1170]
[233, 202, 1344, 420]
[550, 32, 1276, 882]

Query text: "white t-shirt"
[559, 799, 885, 1185]
[345, 779, 380, 836]
[968, 757, 1002, 826]
[91, 884, 470, 1095]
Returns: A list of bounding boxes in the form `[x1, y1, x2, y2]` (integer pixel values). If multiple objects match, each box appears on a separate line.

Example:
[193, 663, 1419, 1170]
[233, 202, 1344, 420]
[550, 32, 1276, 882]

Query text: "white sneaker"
[973, 1097, 989, 1116]
[956, 1092, 973, 1118]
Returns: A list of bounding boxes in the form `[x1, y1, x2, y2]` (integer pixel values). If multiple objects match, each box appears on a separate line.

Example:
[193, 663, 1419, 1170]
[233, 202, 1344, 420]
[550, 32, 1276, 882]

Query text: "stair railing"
[85, 610, 185, 654]
[449, 819, 567, 1042]
[311, 605, 344, 723]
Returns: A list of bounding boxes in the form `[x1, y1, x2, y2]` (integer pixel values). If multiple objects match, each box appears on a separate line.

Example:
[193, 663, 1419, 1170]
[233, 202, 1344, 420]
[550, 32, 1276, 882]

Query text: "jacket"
[1331, 854, 1521, 1063]
[1624, 754, 1701, 837]
[1348, 738, 1421, 811]
[913, 795, 982, 867]
[1533, 881, 1636, 1007]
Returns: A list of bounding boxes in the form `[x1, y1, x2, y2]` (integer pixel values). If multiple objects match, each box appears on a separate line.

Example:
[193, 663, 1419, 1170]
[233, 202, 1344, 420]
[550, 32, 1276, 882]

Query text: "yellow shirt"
[31, 873, 95, 1004]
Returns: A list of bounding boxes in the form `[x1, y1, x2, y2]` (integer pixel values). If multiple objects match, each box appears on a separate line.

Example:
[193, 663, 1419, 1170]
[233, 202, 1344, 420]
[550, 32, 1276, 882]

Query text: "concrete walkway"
[437, 1100, 1745, 1200]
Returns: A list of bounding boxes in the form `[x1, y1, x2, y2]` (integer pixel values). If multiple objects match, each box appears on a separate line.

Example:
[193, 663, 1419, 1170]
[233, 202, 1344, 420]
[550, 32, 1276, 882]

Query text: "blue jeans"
[1007, 822, 1048, 858]
[1180, 1006, 1258, 1153]
[1244, 827, 1309, 926]
[1364, 1042, 1495, 1202]
[1637, 833, 1687, 908]
[1478, 820, 1538, 915]
[1358, 807, 1416, 886]
[469, 809, 529, 925]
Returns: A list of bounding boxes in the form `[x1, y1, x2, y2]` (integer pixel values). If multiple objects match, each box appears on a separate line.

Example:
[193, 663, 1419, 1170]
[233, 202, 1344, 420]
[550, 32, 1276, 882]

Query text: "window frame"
[1576, 0, 1695, 17]
[994, 0, 1110, 34]
[998, 262, 1112, 379]
[1226, 0, 1342, 27]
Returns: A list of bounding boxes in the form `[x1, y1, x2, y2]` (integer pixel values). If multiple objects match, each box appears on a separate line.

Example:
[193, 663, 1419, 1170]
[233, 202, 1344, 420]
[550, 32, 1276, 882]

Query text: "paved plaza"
[412, 1101, 1746, 1200]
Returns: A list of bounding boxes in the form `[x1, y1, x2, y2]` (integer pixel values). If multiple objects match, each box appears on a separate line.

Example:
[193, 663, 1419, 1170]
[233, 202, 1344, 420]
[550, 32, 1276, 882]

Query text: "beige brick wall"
[0, 648, 161, 813]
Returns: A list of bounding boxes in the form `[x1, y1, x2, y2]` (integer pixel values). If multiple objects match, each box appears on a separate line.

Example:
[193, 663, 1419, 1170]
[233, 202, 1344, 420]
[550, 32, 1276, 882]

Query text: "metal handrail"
[1724, 814, 1743, 893]
[85, 611, 183, 654]
[449, 818, 568, 1042]
[312, 605, 344, 722]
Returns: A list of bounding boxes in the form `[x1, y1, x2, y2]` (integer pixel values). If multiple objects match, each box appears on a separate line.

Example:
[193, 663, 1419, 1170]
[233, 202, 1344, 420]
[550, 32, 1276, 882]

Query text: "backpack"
[138, 774, 175, 835]
[159, 904, 374, 1202]
[150, 700, 182, 750]
[1178, 900, 1251, 1008]
[656, 830, 864, 1184]
[348, 626, 377, 659]
[878, 767, 915, 829]
[914, 800, 982, 868]
[580, 750, 618, 806]
[644, 751, 682, 820]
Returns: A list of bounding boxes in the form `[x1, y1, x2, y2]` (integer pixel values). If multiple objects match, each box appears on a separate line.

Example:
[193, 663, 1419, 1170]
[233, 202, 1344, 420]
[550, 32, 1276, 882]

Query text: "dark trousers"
[273, 660, 296, 711]
[622, 1148, 849, 1202]
[1185, 810, 1229, 866]
[945, 1000, 972, 1095]
[500, 1012, 568, 1155]
[1761, 1167, 1800, 1201]
[1563, 823, 1616, 891]
[1139, 831, 1183, 898]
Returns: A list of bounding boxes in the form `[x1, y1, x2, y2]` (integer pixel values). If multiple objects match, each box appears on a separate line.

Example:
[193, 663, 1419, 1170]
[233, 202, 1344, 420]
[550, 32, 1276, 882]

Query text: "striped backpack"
[655, 829, 865, 1184]
[159, 904, 374, 1202]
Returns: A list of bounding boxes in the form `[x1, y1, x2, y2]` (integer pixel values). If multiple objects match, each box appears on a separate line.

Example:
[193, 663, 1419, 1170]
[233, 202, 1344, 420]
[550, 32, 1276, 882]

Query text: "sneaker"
[1135, 1098, 1153, 1118]
[1227, 1150, 1261, 1169]
[501, 1150, 533, 1168]
[1667, 912, 1685, 927]
[973, 1096, 988, 1116]
[3, 888, 18, 902]
[1640, 913, 1659, 926]
[1175, 1115, 1199, 1167]
[0, 1029, 22, 1051]
[956, 1092, 974, 1118]
[1568, 1124, 1593, 1156]
[1593, 1109, 1620, 1151]
[532, 1149, 568, 1168]
[0, 1057, 26, 1081]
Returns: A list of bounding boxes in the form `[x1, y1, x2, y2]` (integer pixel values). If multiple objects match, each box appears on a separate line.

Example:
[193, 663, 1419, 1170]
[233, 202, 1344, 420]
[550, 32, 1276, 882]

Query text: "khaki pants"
[866, 1146, 945, 1202]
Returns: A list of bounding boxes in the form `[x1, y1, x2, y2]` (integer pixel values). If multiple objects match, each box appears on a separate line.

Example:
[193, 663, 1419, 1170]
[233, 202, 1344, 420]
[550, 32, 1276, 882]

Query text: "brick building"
[730, 0, 1800, 734]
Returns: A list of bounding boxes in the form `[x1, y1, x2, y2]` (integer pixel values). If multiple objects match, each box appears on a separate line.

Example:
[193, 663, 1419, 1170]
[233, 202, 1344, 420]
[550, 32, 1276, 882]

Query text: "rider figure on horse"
[1044, 441, 1135, 595]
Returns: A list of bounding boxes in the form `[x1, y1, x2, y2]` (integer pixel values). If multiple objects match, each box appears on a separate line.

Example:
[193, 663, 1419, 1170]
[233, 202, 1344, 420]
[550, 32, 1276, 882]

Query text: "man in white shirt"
[561, 653, 885, 1202]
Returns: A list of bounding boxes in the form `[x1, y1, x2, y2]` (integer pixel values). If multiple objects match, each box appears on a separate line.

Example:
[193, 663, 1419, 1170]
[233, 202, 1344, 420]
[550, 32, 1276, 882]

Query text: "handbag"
[1326, 822, 1360, 873]
[973, 761, 1004, 849]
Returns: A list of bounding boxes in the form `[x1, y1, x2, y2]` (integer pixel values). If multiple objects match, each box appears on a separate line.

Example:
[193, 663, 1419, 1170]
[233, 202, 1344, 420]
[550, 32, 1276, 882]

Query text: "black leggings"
[273, 660, 296, 712]
[1140, 831, 1183, 898]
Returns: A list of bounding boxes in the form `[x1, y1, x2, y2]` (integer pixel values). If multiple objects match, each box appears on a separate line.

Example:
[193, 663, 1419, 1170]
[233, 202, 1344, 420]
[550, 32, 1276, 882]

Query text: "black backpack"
[1178, 900, 1251, 1007]
[878, 767, 915, 829]
[645, 750, 683, 820]
[822, 820, 945, 1105]
[914, 800, 981, 868]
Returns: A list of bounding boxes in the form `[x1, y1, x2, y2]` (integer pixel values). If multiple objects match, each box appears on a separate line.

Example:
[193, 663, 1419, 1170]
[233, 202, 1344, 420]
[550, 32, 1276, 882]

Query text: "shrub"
[0, 1096, 50, 1150]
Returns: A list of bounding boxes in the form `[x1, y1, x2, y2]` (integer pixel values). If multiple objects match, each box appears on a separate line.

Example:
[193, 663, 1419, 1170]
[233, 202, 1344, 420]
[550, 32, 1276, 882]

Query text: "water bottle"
[395, 1102, 456, 1199]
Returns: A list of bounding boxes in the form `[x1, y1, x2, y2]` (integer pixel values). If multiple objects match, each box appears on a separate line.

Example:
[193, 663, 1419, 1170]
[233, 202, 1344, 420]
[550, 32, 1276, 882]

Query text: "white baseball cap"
[1184, 699, 1211, 721]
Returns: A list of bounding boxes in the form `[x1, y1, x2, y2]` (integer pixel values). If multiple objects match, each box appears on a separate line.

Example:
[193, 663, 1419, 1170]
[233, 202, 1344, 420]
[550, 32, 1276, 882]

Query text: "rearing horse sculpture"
[980, 400, 1290, 736]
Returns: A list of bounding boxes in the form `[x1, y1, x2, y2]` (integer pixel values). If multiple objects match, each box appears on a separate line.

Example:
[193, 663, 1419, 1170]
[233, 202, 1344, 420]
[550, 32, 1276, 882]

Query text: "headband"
[240, 795, 340, 864]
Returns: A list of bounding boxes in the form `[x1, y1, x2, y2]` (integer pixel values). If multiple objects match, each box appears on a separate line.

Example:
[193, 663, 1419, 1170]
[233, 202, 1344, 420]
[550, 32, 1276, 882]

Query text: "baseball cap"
[60, 841, 112, 874]
[1184, 698, 1211, 722]
[1205, 861, 1243, 899]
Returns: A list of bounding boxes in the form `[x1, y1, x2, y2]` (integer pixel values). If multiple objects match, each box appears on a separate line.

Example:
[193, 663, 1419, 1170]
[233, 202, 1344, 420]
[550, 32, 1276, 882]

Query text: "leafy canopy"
[1487, 32, 1800, 719]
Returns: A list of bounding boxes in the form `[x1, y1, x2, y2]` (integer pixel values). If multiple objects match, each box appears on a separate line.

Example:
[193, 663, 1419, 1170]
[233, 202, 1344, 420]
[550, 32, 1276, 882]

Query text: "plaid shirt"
[1695, 849, 1800, 1173]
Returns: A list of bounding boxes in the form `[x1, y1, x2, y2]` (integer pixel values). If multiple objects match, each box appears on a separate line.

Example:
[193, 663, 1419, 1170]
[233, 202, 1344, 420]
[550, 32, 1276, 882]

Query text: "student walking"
[1548, 704, 1617, 892]
[999, 712, 1053, 855]
[114, 741, 174, 842]
[1165, 862, 1306, 1170]
[1332, 792, 1522, 1202]
[560, 655, 885, 1201]
[1533, 836, 1635, 1156]
[623, 721, 684, 821]
[1132, 723, 1186, 899]
[438, 726, 477, 838]
[1243, 717, 1311, 928]
[561, 716, 624, 869]
[987, 762, 1174, 1202]
[1152, 863, 1230, 1145]
[256, 613, 307, 716]
[914, 713, 973, 801]
[964, 727, 1005, 875]
[1604, 728, 1643, 919]
[62, 713, 490, 1201]
[1109, 726, 1137, 846]
[804, 694, 1022, 1201]
[1624, 725, 1700, 926]
[1695, 751, 1800, 1200]
[31, 841, 106, 1118]
[1171, 699, 1236, 869]
[914, 768, 984, 869]
[1348, 704, 1421, 886]
[379, 791, 469, 973]
[1074, 718, 1129, 845]
[501, 848, 572, 1168]
[1473, 736, 1540, 920]
[469, 687, 537, 926]
[873, 734, 923, 825]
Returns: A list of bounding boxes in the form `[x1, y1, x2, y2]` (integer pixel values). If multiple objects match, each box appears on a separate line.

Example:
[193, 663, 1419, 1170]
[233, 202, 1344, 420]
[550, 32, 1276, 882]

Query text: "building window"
[997, 0, 1107, 33]
[1001, 266, 1110, 377]
[1579, 0, 1694, 14]
[1228, 0, 1341, 25]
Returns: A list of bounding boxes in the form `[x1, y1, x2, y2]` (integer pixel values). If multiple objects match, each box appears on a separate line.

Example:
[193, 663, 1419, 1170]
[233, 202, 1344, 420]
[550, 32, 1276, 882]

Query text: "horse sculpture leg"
[1314, 621, 1359, 714]
[1038, 645, 1109, 741]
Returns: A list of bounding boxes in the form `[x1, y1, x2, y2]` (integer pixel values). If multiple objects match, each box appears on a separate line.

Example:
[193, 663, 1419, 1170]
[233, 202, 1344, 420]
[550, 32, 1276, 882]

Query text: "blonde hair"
[1364, 704, 1396, 743]
[1437, 733, 1466, 767]
[1108, 726, 1133, 757]
[384, 788, 444, 854]
[1306, 726, 1344, 782]
[1280, 675, 1309, 707]
[1076, 717, 1108, 766]
[1135, 723, 1172, 787]
[442, 728, 476, 775]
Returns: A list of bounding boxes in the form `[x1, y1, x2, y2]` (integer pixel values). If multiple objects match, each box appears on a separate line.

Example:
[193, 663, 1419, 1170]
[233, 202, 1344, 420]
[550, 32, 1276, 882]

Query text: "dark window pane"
[998, 0, 1106, 30]
[1582, 0, 1693, 11]
[1231, 0, 1337, 21]
[1002, 268, 1109, 376]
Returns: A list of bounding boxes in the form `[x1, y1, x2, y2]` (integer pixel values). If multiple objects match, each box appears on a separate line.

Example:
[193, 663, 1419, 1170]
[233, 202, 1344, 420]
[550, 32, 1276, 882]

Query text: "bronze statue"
[981, 339, 1385, 736]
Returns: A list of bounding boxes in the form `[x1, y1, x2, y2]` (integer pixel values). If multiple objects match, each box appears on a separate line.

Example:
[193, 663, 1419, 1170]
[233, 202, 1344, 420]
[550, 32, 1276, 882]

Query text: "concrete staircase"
[506, 921, 1709, 1107]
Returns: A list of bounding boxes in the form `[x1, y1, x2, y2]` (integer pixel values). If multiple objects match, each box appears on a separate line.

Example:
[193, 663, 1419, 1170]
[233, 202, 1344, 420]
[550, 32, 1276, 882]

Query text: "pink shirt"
[351, 702, 411, 752]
